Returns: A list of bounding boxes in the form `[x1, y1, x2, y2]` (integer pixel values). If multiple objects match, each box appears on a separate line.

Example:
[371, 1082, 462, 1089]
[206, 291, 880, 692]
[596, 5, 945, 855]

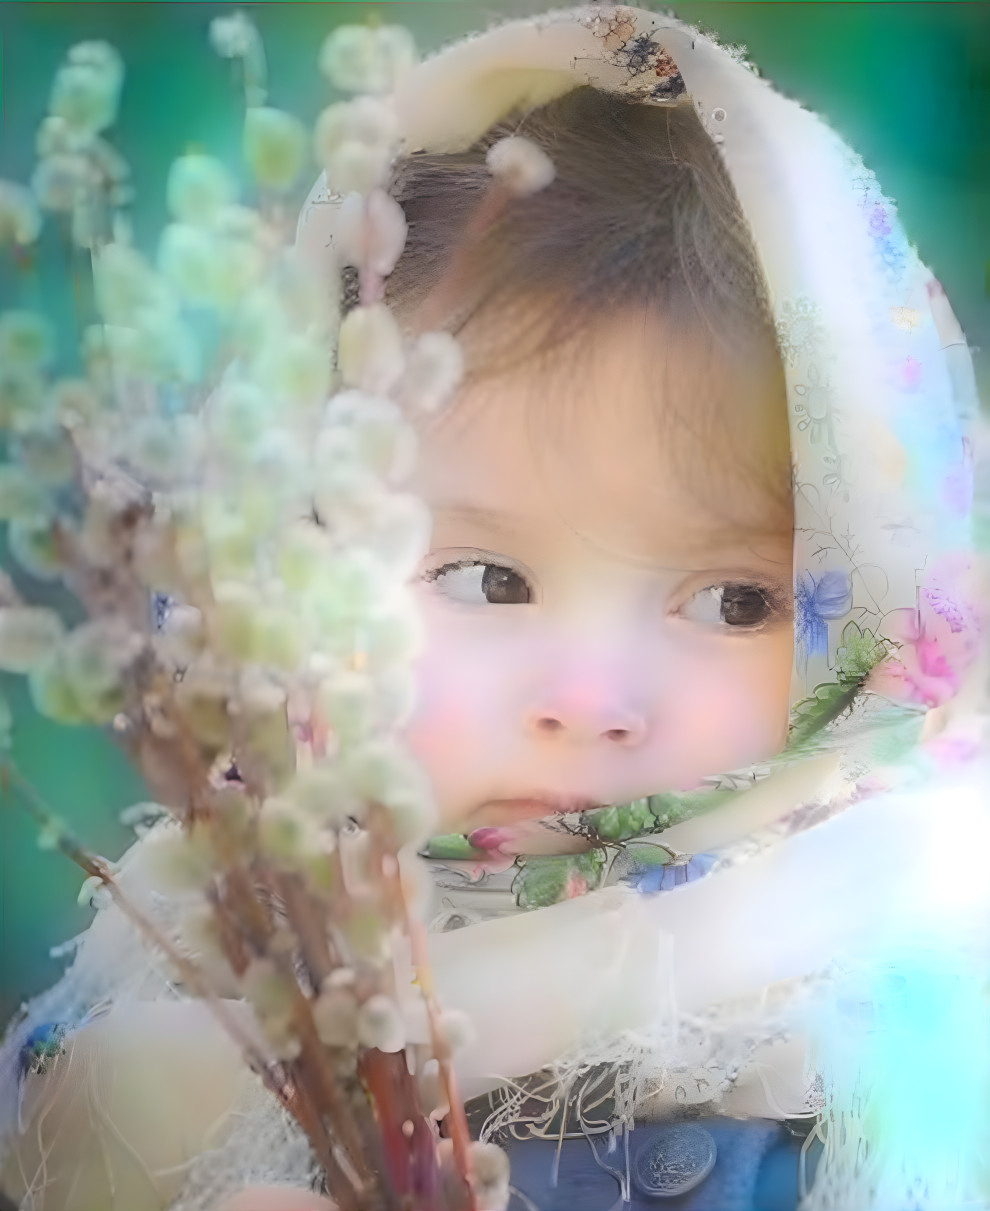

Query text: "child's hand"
[215, 1189, 337, 1210]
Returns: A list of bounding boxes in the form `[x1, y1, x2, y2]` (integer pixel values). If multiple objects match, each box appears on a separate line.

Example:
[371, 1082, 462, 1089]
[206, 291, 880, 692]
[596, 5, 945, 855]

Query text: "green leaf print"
[421, 833, 485, 860]
[511, 850, 606, 909]
[786, 622, 895, 754]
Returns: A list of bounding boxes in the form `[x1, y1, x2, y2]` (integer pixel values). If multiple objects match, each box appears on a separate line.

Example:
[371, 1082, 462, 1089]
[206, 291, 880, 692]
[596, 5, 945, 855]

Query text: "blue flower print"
[795, 569, 852, 669]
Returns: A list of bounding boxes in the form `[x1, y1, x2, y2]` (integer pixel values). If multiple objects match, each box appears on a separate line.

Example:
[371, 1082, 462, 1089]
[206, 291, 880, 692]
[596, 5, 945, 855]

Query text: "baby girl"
[2, 6, 984, 1211]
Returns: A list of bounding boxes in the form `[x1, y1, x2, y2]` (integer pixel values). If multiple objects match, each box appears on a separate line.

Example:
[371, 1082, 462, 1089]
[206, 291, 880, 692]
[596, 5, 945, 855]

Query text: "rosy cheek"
[673, 640, 790, 776]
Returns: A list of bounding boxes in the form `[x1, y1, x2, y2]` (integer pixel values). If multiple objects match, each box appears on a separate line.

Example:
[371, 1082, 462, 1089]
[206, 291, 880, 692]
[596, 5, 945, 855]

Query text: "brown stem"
[1, 766, 293, 1114]
[286, 976, 374, 1189]
[368, 807, 476, 1209]
[274, 870, 334, 989]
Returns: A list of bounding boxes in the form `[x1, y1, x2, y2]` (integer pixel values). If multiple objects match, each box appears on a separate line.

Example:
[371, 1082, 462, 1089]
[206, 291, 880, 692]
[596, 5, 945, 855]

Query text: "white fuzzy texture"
[243, 107, 308, 192]
[318, 25, 417, 96]
[314, 99, 399, 197]
[356, 993, 406, 1053]
[470, 1141, 511, 1211]
[0, 180, 42, 244]
[485, 136, 555, 196]
[209, 12, 257, 59]
[437, 1008, 476, 1055]
[312, 986, 359, 1047]
[0, 607, 66, 673]
[335, 189, 408, 277]
[400, 331, 464, 415]
[166, 154, 236, 226]
[337, 303, 405, 395]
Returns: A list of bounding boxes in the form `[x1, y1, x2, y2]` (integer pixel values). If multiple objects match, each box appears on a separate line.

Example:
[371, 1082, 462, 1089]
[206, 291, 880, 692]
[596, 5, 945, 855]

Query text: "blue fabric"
[502, 1117, 822, 1211]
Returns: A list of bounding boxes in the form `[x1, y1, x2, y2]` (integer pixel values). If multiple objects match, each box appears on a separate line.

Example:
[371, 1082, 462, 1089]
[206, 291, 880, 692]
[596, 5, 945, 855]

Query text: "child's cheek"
[669, 633, 792, 782]
[401, 601, 511, 828]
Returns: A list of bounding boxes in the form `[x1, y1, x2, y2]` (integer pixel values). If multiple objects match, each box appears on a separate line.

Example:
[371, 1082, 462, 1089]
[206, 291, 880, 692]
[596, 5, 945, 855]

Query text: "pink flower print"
[564, 869, 590, 899]
[867, 558, 981, 708]
[923, 583, 968, 633]
[467, 821, 589, 858]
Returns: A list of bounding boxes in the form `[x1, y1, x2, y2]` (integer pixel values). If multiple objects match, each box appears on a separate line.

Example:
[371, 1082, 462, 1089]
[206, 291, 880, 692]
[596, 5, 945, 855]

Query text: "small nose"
[523, 679, 649, 748]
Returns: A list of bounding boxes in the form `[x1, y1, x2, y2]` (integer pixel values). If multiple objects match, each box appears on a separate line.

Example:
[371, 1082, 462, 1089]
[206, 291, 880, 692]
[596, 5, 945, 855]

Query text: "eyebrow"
[430, 502, 529, 534]
[432, 502, 790, 569]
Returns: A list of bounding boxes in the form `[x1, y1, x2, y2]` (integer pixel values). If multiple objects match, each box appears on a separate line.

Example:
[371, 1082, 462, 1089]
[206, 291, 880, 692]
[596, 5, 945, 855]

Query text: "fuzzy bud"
[177, 902, 241, 997]
[92, 242, 167, 326]
[318, 25, 417, 95]
[241, 957, 300, 1059]
[0, 607, 66, 674]
[210, 581, 259, 662]
[486, 136, 555, 197]
[323, 391, 416, 483]
[0, 309, 55, 370]
[207, 378, 272, 457]
[365, 493, 431, 577]
[342, 737, 436, 842]
[286, 764, 362, 829]
[253, 331, 332, 417]
[8, 519, 62, 581]
[314, 98, 399, 197]
[209, 12, 257, 59]
[470, 1142, 511, 1211]
[364, 598, 424, 672]
[49, 43, 124, 141]
[157, 222, 222, 305]
[336, 189, 407, 277]
[437, 1008, 476, 1055]
[356, 993, 405, 1053]
[28, 652, 87, 724]
[30, 153, 93, 215]
[174, 661, 232, 751]
[257, 796, 319, 868]
[243, 107, 308, 191]
[313, 983, 359, 1047]
[166, 153, 236, 226]
[316, 669, 376, 750]
[141, 823, 217, 895]
[337, 303, 404, 395]
[15, 427, 76, 485]
[0, 467, 53, 524]
[310, 548, 392, 628]
[0, 180, 42, 247]
[399, 331, 464, 415]
[277, 520, 332, 593]
[61, 619, 140, 724]
[209, 784, 255, 854]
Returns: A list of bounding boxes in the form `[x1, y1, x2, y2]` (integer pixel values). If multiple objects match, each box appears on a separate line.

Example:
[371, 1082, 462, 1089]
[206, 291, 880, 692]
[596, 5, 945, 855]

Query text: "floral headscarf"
[296, 4, 982, 912]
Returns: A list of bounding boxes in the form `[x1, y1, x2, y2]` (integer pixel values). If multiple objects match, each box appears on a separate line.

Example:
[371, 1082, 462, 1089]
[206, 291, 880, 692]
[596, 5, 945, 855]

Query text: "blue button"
[633, 1123, 717, 1199]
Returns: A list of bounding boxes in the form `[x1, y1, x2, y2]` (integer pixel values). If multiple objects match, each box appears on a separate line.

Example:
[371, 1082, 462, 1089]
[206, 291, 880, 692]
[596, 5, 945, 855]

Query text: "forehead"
[412, 309, 792, 565]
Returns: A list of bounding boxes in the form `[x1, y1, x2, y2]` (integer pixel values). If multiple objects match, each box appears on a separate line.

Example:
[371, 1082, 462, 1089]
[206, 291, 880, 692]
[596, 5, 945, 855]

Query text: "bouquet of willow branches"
[0, 12, 507, 1210]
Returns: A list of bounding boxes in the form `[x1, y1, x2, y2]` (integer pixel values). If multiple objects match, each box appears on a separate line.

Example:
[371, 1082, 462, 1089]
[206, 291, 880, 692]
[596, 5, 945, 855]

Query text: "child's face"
[404, 309, 794, 836]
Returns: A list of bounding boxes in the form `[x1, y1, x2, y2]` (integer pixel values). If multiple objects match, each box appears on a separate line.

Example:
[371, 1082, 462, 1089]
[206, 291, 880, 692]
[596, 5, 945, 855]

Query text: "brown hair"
[384, 85, 792, 529]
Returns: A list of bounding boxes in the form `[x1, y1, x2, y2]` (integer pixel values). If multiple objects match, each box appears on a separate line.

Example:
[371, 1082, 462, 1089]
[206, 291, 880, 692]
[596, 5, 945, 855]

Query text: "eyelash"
[422, 557, 790, 631]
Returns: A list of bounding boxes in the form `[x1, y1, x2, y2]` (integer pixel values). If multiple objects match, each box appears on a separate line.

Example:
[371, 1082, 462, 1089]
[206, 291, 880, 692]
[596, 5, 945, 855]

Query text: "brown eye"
[424, 559, 534, 605]
[720, 585, 772, 627]
[481, 564, 531, 604]
[678, 583, 778, 630]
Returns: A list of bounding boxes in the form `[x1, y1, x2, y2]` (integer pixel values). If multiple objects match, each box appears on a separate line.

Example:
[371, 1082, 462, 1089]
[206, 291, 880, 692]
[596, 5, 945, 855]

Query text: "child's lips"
[474, 792, 604, 826]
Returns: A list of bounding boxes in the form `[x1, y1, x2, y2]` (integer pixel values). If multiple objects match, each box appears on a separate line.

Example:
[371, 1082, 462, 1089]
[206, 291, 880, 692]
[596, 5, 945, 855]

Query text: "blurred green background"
[1, 1, 987, 1025]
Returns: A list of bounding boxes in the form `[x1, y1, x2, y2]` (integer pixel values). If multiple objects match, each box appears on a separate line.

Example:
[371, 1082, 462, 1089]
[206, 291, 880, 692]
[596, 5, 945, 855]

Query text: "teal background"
[1, 2, 987, 1024]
